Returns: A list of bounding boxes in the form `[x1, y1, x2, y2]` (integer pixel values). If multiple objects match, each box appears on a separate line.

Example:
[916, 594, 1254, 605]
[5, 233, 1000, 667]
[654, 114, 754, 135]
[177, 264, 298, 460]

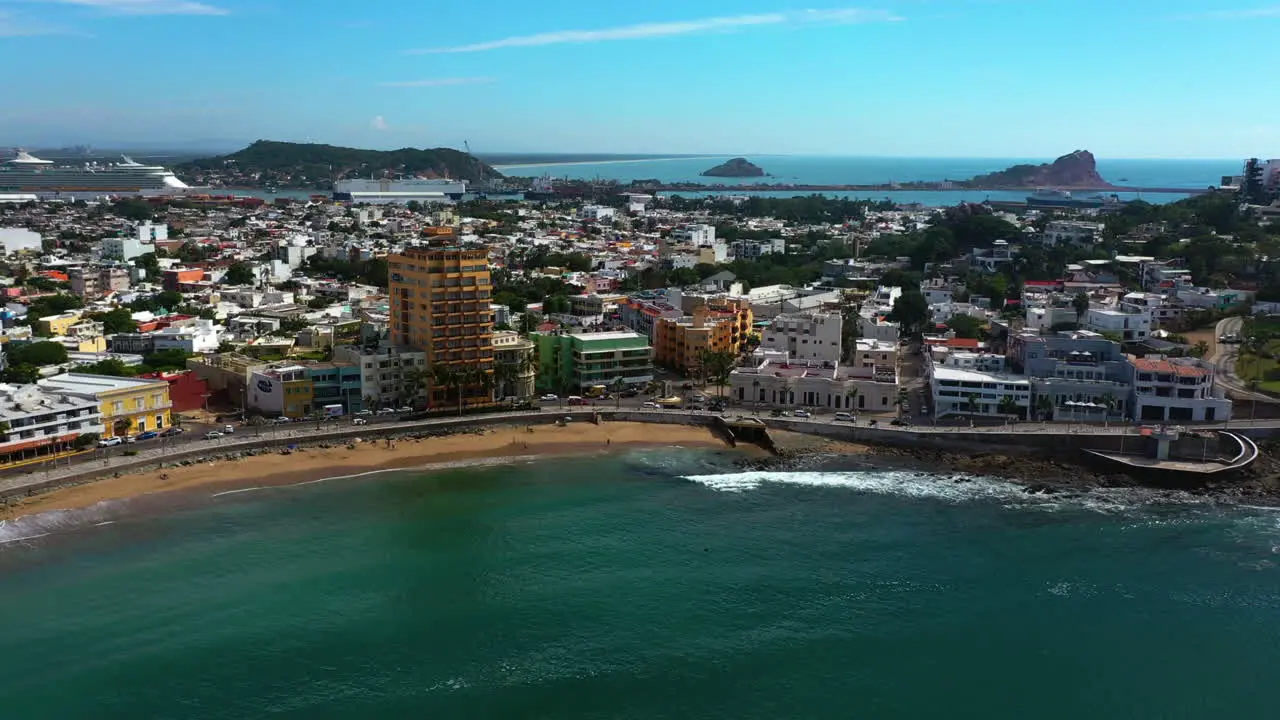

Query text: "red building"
[162, 268, 206, 292]
[138, 370, 210, 413]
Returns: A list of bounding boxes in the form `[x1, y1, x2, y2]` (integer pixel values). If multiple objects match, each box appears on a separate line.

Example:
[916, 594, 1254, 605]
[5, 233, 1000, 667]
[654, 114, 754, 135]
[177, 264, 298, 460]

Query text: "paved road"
[1212, 316, 1273, 401]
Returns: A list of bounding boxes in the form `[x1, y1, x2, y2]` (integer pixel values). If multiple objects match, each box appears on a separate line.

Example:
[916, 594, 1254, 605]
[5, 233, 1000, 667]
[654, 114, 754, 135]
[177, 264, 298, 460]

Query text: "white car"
[98, 436, 123, 448]
[376, 408, 397, 415]
[540, 394, 559, 402]
[355, 409, 374, 416]
[272, 417, 291, 424]
[205, 431, 224, 440]
[352, 418, 368, 426]
[642, 401, 660, 409]
[793, 409, 812, 418]
[395, 407, 412, 413]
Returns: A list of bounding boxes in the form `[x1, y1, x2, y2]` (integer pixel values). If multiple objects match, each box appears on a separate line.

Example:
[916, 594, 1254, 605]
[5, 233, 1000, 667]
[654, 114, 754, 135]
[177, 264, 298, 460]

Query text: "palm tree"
[246, 415, 265, 436]
[493, 363, 517, 405]
[1101, 393, 1118, 428]
[845, 388, 859, 414]
[0, 420, 9, 443]
[612, 376, 625, 409]
[1190, 341, 1209, 359]
[752, 378, 761, 415]
[1036, 394, 1054, 425]
[450, 366, 474, 417]
[430, 364, 456, 412]
[997, 395, 1020, 424]
[965, 393, 979, 427]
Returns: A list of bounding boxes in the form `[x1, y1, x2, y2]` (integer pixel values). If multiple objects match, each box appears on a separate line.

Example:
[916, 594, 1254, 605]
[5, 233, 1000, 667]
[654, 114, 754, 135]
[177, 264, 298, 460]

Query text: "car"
[98, 436, 123, 448]
[355, 409, 374, 416]
[540, 394, 559, 402]
[793, 409, 812, 418]
[642, 401, 660, 409]
[272, 416, 292, 424]
[205, 431, 224, 440]
[160, 427, 184, 438]
[135, 431, 159, 442]
[352, 418, 368, 426]
[376, 408, 397, 415]
[621, 389, 639, 398]
[394, 407, 412, 413]
[834, 412, 856, 422]
[223, 424, 235, 434]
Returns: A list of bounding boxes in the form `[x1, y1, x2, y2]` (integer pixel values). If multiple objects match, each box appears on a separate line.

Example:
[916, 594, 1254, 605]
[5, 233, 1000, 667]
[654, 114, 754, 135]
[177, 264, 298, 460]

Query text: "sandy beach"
[0, 421, 737, 521]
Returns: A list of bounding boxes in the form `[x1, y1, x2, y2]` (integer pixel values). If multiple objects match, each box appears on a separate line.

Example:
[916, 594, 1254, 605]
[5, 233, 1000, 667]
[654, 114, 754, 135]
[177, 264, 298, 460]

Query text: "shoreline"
[0, 421, 739, 523]
[494, 155, 731, 170]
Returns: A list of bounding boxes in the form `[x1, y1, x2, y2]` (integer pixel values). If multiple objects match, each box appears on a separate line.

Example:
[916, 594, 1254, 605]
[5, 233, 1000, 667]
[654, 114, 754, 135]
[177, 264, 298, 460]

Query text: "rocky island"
[701, 157, 766, 178]
[960, 149, 1114, 189]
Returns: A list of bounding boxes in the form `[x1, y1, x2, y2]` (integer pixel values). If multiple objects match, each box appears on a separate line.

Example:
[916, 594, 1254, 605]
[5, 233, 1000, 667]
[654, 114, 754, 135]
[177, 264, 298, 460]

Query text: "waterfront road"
[1212, 316, 1274, 401]
[7, 405, 1280, 500]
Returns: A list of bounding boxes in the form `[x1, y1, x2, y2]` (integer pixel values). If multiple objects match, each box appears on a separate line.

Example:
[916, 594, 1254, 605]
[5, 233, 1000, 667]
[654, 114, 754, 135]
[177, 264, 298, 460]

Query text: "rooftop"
[39, 372, 167, 395]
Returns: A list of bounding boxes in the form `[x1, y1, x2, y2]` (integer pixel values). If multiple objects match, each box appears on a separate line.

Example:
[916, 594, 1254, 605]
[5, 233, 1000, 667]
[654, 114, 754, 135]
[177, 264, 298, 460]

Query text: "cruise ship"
[1026, 188, 1124, 210]
[0, 150, 190, 199]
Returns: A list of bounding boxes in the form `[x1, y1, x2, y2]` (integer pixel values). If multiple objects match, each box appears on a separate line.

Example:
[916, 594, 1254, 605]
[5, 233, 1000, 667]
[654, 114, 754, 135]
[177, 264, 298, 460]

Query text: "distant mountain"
[176, 140, 503, 189]
[962, 150, 1112, 189]
[701, 157, 766, 178]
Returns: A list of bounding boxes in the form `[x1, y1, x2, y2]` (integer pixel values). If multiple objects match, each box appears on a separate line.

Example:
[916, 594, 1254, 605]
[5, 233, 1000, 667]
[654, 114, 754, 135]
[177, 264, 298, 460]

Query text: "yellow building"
[388, 243, 495, 409]
[38, 373, 173, 438]
[36, 312, 83, 337]
[654, 298, 754, 377]
[247, 365, 315, 418]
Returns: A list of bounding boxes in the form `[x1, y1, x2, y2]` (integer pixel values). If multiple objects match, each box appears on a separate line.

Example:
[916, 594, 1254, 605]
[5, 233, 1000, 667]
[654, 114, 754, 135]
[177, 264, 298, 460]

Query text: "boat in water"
[0, 149, 191, 199]
[1026, 188, 1124, 209]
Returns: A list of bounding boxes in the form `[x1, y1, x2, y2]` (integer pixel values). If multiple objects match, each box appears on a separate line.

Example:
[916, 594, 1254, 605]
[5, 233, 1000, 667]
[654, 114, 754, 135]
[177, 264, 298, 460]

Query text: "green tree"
[945, 314, 987, 340]
[997, 395, 1021, 421]
[1072, 292, 1091, 322]
[887, 291, 931, 338]
[79, 358, 137, 377]
[7, 341, 69, 366]
[965, 393, 979, 427]
[90, 307, 138, 334]
[699, 349, 738, 397]
[1, 364, 39, 384]
[222, 262, 256, 286]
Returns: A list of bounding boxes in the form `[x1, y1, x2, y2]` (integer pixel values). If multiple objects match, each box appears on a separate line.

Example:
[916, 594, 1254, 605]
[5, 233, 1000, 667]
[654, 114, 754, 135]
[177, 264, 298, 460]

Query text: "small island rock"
[701, 158, 765, 178]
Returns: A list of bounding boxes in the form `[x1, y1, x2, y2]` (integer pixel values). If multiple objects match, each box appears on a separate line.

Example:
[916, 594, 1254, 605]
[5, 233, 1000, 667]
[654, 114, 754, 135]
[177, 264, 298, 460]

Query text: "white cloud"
[370, 116, 388, 131]
[379, 77, 495, 88]
[31, 0, 229, 15]
[406, 7, 902, 54]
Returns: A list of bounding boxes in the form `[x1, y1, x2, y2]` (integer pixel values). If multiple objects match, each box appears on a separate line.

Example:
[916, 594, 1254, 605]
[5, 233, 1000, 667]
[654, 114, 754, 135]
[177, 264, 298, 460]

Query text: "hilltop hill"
[962, 150, 1113, 189]
[176, 140, 503, 189]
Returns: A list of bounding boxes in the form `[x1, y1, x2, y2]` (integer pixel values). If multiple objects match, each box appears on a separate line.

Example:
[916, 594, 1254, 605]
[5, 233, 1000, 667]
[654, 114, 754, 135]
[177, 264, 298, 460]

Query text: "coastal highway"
[1211, 316, 1275, 402]
[6, 404, 1280, 502]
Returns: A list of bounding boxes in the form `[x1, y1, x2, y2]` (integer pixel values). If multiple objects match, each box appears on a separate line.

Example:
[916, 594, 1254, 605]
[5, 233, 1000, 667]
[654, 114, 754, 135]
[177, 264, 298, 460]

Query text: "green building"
[533, 331, 654, 393]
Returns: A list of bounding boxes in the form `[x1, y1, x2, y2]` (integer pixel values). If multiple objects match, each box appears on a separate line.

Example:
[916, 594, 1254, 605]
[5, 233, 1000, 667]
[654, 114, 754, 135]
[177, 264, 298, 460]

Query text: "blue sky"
[0, 0, 1277, 158]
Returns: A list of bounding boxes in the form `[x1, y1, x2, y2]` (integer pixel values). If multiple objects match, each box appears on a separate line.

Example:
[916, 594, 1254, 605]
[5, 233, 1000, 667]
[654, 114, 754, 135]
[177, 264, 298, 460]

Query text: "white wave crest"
[680, 469, 1215, 514]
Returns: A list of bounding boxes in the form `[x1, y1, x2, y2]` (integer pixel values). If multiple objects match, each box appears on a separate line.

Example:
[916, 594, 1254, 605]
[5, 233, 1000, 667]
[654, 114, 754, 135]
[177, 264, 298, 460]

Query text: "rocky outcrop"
[701, 158, 766, 178]
[963, 150, 1112, 188]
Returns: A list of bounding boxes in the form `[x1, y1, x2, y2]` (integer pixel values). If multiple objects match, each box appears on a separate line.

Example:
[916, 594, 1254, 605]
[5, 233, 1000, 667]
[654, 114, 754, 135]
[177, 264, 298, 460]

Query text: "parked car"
[642, 401, 660, 409]
[135, 431, 159, 442]
[205, 431, 224, 440]
[355, 409, 374, 416]
[540, 394, 559, 402]
[394, 407, 412, 413]
[272, 417, 291, 424]
[834, 412, 856, 422]
[160, 427, 184, 437]
[98, 436, 123, 448]
[376, 408, 397, 415]
[793, 409, 812, 418]
[352, 418, 368, 426]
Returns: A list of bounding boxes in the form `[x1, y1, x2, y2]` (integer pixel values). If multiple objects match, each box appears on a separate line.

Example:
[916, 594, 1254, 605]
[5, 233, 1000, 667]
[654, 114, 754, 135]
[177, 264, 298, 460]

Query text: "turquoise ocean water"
[2, 449, 1279, 718]
[497, 156, 1240, 206]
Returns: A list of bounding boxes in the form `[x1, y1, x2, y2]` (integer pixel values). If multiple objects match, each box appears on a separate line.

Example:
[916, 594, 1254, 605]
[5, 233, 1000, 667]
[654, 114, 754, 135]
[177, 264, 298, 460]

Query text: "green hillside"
[177, 140, 503, 189]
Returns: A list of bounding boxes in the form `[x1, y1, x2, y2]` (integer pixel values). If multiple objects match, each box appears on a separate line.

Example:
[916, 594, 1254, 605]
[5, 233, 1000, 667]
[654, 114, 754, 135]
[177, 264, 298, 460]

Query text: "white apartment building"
[1122, 292, 1183, 329]
[581, 205, 617, 222]
[929, 354, 1031, 420]
[851, 339, 897, 369]
[101, 235, 150, 262]
[332, 345, 428, 409]
[0, 384, 104, 460]
[760, 312, 843, 364]
[671, 224, 715, 246]
[1025, 305, 1080, 334]
[1131, 357, 1231, 422]
[152, 319, 224, 354]
[1042, 220, 1103, 247]
[218, 287, 296, 309]
[1087, 305, 1151, 342]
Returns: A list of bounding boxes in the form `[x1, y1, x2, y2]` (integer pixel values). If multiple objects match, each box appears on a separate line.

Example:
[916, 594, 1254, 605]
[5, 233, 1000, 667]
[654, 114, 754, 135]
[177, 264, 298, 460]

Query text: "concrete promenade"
[3, 408, 1279, 503]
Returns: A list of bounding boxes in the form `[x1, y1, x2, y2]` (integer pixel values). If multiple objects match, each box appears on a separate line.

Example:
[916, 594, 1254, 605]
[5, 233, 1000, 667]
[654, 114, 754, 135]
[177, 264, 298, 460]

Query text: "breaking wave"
[680, 469, 1224, 514]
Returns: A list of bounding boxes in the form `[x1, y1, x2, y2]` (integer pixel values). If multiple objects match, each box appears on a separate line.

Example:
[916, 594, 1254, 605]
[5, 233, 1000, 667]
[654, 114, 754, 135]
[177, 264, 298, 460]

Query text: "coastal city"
[0, 145, 1278, 479]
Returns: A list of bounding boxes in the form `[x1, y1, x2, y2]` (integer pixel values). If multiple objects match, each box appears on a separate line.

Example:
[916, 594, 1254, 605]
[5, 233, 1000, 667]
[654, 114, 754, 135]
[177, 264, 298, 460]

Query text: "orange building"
[388, 244, 495, 409]
[654, 298, 753, 377]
